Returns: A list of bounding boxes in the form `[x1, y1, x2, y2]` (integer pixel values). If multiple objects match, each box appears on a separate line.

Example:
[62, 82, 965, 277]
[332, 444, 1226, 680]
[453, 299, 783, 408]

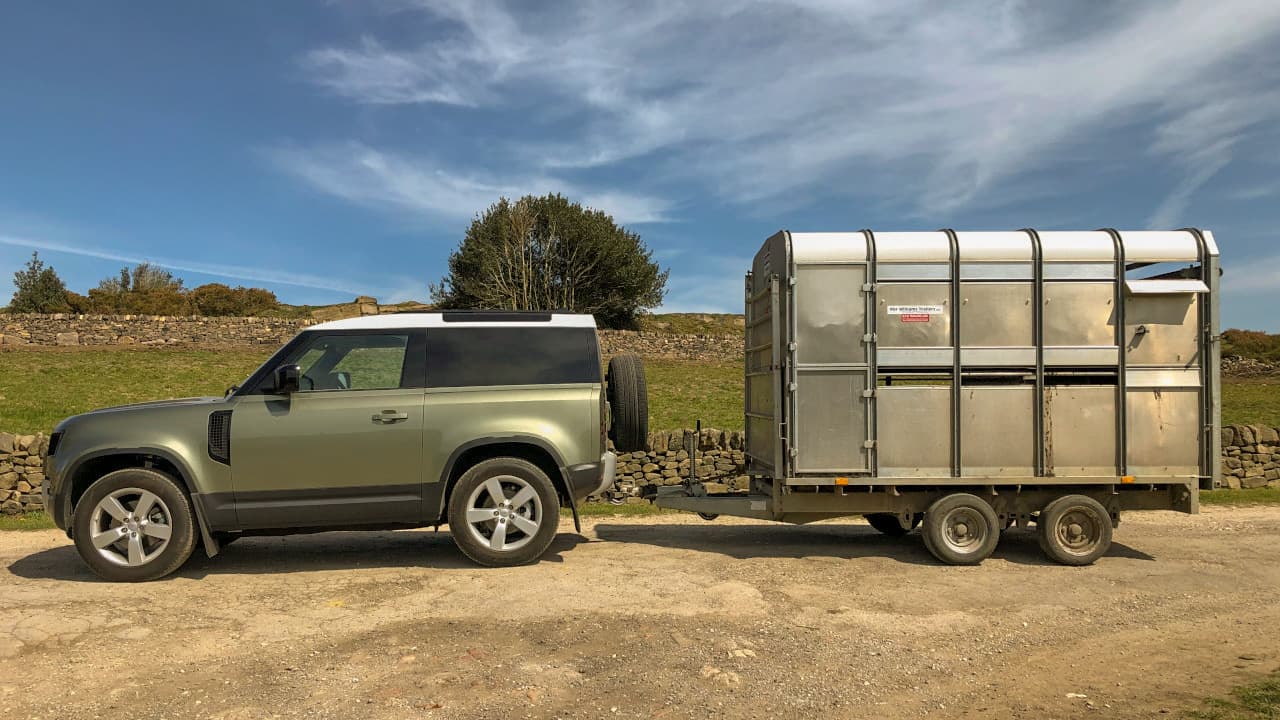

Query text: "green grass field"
[1, 347, 1277, 436]
[0, 348, 744, 435]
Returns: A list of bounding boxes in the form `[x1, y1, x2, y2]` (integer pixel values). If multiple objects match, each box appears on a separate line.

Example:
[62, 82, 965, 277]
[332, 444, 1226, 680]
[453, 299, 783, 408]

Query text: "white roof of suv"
[311, 312, 597, 331]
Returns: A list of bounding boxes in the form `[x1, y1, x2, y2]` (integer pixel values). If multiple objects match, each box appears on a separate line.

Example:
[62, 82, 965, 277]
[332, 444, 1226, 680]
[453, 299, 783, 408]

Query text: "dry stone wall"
[0, 432, 48, 514]
[1220, 425, 1280, 489]
[0, 313, 741, 360]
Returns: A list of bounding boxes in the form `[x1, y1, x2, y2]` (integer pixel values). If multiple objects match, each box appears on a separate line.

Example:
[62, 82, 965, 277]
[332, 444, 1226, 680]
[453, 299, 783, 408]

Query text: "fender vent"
[208, 410, 232, 465]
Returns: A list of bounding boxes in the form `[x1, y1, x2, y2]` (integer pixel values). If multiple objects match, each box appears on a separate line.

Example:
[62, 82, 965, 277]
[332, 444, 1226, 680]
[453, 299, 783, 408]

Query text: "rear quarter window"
[426, 327, 600, 388]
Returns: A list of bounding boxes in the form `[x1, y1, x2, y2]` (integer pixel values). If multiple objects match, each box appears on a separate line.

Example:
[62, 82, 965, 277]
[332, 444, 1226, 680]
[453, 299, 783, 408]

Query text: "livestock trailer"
[650, 229, 1221, 565]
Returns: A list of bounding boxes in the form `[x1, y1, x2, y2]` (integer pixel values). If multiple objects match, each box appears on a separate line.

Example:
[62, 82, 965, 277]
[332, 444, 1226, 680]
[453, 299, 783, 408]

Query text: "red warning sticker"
[900, 314, 931, 322]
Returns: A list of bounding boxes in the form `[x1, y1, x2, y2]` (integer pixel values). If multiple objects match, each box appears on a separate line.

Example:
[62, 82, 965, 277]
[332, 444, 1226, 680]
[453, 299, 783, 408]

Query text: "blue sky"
[2, 1, 1279, 327]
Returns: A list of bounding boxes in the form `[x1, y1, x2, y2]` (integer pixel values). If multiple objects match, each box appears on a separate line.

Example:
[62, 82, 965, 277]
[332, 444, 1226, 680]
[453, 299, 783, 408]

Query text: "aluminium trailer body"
[652, 229, 1221, 565]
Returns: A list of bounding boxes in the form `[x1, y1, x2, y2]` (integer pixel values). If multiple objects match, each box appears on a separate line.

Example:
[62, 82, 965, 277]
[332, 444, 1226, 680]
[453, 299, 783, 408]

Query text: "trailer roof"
[783, 229, 1217, 264]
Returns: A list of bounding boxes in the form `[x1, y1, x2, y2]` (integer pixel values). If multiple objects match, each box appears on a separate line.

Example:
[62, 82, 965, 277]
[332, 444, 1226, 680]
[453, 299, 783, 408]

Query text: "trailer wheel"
[697, 512, 720, 521]
[1037, 495, 1112, 566]
[865, 513, 920, 536]
[606, 354, 649, 452]
[921, 494, 1000, 565]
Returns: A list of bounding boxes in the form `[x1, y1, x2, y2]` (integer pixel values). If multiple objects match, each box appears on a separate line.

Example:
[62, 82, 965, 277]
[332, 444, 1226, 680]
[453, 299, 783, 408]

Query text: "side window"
[289, 333, 411, 391]
[426, 327, 600, 388]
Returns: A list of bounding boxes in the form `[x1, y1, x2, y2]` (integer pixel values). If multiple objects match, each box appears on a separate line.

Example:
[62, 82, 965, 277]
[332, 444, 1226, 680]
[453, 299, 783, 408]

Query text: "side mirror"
[273, 364, 301, 394]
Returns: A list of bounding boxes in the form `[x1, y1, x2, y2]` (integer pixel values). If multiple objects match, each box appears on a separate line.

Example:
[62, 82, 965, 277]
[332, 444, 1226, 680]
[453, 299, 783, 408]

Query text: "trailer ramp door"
[745, 272, 782, 477]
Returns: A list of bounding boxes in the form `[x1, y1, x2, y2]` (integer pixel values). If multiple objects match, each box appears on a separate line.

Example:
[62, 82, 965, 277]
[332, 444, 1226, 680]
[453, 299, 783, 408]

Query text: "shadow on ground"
[591, 521, 1155, 565]
[7, 530, 589, 583]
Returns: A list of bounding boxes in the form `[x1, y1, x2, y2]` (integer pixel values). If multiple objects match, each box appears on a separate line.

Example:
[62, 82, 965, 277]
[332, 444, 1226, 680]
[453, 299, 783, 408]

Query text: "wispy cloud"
[266, 142, 672, 225]
[299, 0, 1280, 222]
[0, 234, 373, 296]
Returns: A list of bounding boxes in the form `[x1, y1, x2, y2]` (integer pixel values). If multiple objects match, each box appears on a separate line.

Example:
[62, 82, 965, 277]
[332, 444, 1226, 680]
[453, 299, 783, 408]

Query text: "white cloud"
[300, 0, 1280, 221]
[266, 142, 672, 225]
[0, 234, 373, 296]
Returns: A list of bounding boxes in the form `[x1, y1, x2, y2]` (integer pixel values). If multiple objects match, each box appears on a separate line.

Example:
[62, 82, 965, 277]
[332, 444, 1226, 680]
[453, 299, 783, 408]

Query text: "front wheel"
[71, 468, 197, 582]
[448, 457, 560, 567]
[1037, 495, 1113, 566]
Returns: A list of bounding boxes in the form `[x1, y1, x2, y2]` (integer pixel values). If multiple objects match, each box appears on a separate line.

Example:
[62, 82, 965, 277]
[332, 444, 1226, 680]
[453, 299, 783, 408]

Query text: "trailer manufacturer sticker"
[887, 305, 943, 322]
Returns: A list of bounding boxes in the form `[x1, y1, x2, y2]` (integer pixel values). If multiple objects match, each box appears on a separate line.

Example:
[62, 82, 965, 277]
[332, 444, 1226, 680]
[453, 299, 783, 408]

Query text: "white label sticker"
[886, 305, 944, 315]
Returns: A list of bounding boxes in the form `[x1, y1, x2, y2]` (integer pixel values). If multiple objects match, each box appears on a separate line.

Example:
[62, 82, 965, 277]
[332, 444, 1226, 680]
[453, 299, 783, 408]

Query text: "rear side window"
[426, 327, 600, 388]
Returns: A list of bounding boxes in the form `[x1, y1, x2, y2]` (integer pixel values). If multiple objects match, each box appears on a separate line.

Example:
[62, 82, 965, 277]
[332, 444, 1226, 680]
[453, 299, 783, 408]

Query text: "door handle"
[372, 410, 409, 424]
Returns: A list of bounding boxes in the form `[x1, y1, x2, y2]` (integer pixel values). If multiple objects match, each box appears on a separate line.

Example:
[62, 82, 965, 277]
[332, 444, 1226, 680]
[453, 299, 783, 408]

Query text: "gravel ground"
[2, 506, 1279, 719]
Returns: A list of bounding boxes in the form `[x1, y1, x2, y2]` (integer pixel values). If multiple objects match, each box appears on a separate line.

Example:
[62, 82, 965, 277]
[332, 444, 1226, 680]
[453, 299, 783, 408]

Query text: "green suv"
[42, 312, 648, 581]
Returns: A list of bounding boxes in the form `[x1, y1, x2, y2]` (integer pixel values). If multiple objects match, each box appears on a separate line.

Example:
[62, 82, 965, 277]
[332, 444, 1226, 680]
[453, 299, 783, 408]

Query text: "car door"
[229, 329, 428, 528]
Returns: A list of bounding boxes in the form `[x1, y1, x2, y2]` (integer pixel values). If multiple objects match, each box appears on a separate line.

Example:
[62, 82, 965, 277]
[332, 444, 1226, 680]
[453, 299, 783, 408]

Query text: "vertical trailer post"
[1183, 227, 1218, 491]
[942, 228, 962, 477]
[1023, 228, 1046, 477]
[1102, 228, 1128, 477]
[861, 229, 879, 475]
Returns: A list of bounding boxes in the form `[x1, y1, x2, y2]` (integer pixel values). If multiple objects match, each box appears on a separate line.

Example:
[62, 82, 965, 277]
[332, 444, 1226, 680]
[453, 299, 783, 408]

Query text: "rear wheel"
[1037, 495, 1113, 566]
[921, 494, 1000, 565]
[865, 513, 921, 536]
[448, 457, 560, 567]
[71, 468, 196, 582]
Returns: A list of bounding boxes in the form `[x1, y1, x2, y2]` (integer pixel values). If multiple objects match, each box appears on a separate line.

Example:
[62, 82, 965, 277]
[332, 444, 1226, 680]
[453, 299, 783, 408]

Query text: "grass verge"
[0, 511, 55, 531]
[1188, 672, 1280, 719]
[1201, 488, 1280, 506]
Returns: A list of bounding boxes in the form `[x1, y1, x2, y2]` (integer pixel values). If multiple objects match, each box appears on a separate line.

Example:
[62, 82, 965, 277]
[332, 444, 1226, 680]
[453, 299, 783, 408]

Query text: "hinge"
[788, 382, 798, 392]
[788, 277, 797, 286]
[862, 389, 874, 398]
[862, 333, 876, 343]
[862, 282, 875, 292]
[789, 448, 798, 457]
[863, 440, 876, 449]
[788, 342, 797, 351]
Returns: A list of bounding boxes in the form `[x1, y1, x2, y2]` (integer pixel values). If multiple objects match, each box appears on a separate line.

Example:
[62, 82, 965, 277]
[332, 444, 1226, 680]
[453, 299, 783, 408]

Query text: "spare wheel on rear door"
[606, 353, 648, 452]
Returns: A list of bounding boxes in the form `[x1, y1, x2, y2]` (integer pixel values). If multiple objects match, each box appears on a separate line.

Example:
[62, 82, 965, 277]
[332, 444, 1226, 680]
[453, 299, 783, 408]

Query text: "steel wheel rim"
[89, 487, 173, 567]
[464, 475, 542, 553]
[1055, 506, 1104, 556]
[939, 507, 988, 555]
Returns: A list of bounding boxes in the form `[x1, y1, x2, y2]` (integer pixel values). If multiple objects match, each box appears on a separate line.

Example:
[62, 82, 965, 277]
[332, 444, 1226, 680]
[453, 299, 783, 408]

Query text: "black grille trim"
[208, 410, 232, 465]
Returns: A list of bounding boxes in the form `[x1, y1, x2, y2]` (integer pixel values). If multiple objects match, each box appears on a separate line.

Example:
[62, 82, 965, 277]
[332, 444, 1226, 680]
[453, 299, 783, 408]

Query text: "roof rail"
[441, 310, 555, 322]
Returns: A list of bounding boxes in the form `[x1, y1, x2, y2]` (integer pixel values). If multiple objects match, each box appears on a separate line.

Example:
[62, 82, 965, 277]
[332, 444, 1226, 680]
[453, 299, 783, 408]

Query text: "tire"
[697, 512, 720, 521]
[1037, 495, 1113, 566]
[865, 513, 921, 536]
[921, 494, 1000, 565]
[71, 468, 197, 582]
[606, 354, 648, 453]
[447, 457, 560, 567]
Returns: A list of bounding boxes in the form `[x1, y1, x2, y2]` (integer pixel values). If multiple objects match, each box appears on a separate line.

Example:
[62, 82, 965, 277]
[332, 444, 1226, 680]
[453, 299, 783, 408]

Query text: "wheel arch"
[434, 436, 580, 531]
[64, 447, 220, 555]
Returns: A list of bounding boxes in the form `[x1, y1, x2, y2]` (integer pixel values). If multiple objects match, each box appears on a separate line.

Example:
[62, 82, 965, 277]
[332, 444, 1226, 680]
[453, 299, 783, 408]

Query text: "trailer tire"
[921, 494, 1000, 565]
[1037, 495, 1112, 566]
[606, 354, 648, 453]
[865, 513, 920, 536]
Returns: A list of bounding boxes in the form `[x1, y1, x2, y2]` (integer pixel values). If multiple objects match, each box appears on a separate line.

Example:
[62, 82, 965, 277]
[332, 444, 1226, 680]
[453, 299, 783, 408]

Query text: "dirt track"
[2, 507, 1279, 719]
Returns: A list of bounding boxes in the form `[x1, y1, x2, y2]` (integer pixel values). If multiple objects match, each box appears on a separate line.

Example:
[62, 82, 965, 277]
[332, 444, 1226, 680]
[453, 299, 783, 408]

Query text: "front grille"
[208, 411, 232, 464]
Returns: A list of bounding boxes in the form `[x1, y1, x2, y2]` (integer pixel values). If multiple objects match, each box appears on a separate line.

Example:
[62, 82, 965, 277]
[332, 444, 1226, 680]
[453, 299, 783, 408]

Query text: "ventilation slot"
[208, 410, 232, 465]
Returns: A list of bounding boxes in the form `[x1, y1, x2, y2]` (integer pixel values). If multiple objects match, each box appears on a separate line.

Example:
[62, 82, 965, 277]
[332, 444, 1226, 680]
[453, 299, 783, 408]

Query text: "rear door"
[230, 330, 428, 528]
